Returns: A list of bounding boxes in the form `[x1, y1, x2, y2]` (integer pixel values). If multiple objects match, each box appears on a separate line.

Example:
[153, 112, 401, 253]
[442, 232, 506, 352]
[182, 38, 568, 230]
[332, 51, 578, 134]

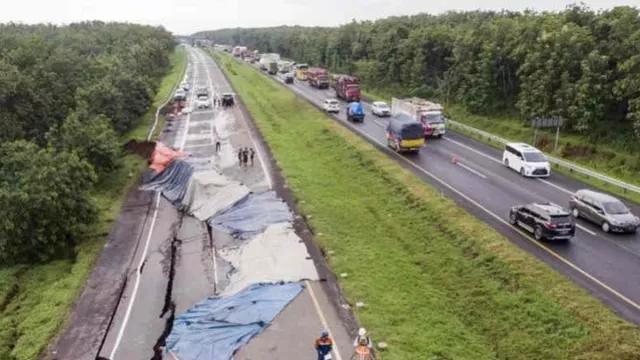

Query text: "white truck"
[277, 60, 293, 73]
[391, 97, 446, 138]
[259, 53, 281, 71]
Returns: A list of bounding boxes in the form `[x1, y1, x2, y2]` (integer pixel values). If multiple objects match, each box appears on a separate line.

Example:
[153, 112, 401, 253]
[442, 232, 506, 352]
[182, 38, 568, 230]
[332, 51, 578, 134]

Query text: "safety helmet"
[358, 328, 367, 336]
[321, 330, 329, 337]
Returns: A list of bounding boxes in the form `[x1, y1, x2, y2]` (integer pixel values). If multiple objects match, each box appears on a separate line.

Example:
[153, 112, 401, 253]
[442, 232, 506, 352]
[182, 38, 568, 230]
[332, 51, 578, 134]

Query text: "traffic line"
[457, 162, 488, 179]
[109, 49, 201, 360]
[305, 280, 344, 360]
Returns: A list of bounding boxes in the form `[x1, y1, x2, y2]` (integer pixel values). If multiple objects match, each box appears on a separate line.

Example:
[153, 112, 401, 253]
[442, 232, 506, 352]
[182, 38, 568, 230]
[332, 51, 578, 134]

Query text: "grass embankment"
[0, 47, 187, 360]
[363, 89, 640, 204]
[212, 50, 640, 359]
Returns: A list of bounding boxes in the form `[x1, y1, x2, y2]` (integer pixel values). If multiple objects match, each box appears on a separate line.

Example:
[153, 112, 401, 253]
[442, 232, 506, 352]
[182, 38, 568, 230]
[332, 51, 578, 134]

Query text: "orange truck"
[307, 68, 329, 89]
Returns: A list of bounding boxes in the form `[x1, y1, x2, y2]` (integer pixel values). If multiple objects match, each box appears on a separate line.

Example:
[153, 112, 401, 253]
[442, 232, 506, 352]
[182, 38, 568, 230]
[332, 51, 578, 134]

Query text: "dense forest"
[0, 22, 175, 264]
[197, 5, 640, 150]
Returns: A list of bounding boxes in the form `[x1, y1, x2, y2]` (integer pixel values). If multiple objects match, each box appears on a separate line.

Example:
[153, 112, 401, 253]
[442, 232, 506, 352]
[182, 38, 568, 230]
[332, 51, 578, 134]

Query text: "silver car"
[568, 189, 639, 233]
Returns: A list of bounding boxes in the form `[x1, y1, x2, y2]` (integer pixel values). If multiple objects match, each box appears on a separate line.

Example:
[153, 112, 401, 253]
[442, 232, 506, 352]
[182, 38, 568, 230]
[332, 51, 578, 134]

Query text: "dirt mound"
[124, 139, 156, 159]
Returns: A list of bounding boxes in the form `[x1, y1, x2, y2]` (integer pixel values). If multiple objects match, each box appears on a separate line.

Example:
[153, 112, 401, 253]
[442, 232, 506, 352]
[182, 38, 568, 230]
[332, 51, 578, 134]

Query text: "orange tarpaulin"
[149, 142, 188, 173]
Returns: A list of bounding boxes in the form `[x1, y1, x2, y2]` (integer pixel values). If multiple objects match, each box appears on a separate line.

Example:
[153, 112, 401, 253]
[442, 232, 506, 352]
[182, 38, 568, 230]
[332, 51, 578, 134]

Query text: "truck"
[278, 60, 293, 74]
[331, 75, 361, 102]
[391, 97, 446, 138]
[295, 64, 309, 81]
[307, 68, 329, 89]
[232, 46, 246, 57]
[346, 102, 365, 123]
[259, 53, 281, 71]
[267, 61, 279, 75]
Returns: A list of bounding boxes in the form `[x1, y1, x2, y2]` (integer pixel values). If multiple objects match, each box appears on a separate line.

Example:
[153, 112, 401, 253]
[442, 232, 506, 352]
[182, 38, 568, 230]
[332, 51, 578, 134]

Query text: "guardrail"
[446, 119, 640, 196]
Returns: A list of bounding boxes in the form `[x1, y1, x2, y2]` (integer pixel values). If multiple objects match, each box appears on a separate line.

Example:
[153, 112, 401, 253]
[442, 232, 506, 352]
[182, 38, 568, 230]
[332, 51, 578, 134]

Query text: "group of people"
[211, 93, 234, 108]
[237, 147, 255, 167]
[314, 328, 373, 360]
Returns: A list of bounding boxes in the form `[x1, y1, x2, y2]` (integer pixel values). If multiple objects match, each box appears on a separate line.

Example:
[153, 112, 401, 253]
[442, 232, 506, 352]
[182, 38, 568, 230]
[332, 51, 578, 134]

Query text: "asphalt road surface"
[242, 58, 640, 325]
[99, 47, 353, 360]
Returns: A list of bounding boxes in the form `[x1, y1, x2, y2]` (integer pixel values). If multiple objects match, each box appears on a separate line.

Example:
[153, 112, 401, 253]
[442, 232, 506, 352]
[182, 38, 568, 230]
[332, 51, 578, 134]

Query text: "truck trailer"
[331, 75, 361, 102]
[391, 97, 446, 138]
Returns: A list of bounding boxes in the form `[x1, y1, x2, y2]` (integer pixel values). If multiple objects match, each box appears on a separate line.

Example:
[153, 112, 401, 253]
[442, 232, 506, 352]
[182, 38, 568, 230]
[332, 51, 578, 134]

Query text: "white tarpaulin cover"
[180, 170, 251, 221]
[220, 223, 319, 296]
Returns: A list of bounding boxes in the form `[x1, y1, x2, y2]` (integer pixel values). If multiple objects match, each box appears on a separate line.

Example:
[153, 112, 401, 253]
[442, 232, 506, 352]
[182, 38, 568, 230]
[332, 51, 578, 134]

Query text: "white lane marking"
[110, 48, 200, 360]
[576, 224, 597, 236]
[267, 72, 640, 312]
[373, 119, 386, 128]
[109, 194, 161, 359]
[457, 162, 487, 179]
[193, 50, 220, 291]
[539, 178, 574, 195]
[305, 280, 344, 360]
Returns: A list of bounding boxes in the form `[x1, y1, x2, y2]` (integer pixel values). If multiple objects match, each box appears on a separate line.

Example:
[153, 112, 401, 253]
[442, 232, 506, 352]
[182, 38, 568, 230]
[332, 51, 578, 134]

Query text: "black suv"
[509, 202, 575, 241]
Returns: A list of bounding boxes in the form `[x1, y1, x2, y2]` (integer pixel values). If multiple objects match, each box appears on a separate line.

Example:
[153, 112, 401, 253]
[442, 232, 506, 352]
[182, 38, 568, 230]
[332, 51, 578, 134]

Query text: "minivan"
[502, 142, 550, 177]
[569, 189, 639, 233]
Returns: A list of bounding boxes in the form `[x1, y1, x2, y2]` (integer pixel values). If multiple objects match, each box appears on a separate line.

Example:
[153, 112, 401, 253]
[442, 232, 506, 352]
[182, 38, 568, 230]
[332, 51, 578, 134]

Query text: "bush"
[47, 107, 121, 176]
[0, 141, 97, 264]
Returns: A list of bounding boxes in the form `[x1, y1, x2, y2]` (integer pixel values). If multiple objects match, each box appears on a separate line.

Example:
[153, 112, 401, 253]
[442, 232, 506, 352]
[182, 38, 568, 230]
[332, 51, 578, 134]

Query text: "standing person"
[242, 147, 249, 167]
[249, 148, 255, 166]
[237, 148, 243, 167]
[314, 330, 333, 360]
[215, 136, 221, 153]
[353, 328, 373, 352]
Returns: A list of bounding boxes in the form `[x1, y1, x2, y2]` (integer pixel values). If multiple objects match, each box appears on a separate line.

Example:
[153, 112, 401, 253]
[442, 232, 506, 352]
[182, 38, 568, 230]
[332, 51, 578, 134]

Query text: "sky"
[1, 0, 639, 35]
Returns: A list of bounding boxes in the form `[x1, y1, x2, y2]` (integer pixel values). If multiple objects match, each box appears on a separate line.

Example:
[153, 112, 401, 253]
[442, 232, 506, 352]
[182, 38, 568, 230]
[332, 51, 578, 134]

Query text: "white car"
[502, 142, 551, 177]
[195, 95, 211, 109]
[181, 82, 190, 91]
[324, 99, 340, 113]
[371, 101, 391, 117]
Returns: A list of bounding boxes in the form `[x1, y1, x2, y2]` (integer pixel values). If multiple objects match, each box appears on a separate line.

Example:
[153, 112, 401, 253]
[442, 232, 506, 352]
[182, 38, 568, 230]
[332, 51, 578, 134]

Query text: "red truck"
[331, 74, 361, 102]
[307, 68, 329, 89]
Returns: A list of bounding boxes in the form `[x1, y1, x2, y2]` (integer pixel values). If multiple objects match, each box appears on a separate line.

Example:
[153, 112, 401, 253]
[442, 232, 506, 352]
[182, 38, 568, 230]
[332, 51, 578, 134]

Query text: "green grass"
[0, 47, 187, 360]
[212, 50, 640, 359]
[362, 89, 640, 204]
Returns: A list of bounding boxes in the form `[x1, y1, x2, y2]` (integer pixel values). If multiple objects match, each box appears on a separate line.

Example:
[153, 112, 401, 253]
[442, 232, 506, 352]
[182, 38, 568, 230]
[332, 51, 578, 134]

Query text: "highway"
[97, 47, 353, 360]
[239, 58, 640, 325]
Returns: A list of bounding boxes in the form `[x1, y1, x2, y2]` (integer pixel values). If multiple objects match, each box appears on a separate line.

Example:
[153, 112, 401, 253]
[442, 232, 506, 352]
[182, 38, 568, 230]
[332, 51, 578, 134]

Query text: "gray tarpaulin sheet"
[140, 159, 194, 205]
[207, 191, 292, 240]
[180, 170, 251, 221]
[164, 282, 304, 360]
[220, 223, 320, 296]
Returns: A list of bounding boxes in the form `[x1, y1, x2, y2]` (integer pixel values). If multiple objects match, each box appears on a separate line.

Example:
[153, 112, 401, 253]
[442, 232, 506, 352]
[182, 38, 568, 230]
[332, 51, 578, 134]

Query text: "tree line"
[197, 5, 640, 150]
[0, 22, 175, 264]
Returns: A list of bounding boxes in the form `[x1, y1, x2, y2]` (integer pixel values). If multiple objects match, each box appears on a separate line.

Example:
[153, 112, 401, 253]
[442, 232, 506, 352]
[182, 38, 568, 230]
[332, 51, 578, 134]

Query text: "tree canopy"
[0, 22, 175, 264]
[197, 5, 640, 148]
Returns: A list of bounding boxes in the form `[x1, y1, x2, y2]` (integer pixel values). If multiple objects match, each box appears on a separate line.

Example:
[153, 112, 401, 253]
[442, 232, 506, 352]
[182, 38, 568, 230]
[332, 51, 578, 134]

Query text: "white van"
[502, 142, 551, 177]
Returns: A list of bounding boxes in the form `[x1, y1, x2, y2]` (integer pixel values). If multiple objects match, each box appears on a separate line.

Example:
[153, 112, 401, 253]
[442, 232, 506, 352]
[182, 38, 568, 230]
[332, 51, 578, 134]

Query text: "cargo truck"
[267, 61, 279, 75]
[331, 75, 361, 102]
[307, 68, 329, 89]
[391, 97, 446, 138]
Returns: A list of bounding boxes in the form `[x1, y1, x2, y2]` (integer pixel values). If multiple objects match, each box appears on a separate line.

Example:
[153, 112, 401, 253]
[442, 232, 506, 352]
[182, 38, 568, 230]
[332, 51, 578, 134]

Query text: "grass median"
[212, 50, 640, 359]
[0, 47, 187, 360]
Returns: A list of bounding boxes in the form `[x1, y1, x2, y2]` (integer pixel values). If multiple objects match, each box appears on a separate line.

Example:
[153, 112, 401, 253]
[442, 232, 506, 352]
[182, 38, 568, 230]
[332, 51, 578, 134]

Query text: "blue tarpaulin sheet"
[140, 159, 194, 205]
[207, 191, 292, 240]
[165, 282, 304, 360]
